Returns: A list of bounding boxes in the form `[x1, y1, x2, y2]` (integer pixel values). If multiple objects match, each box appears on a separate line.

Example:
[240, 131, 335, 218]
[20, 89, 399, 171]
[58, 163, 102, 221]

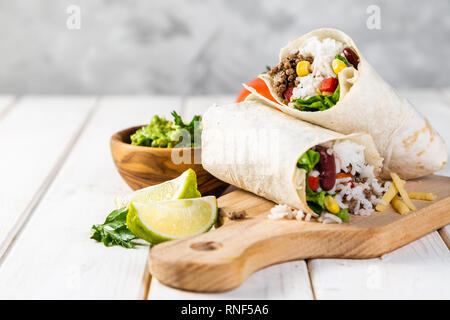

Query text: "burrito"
[245, 28, 447, 179]
[202, 100, 390, 221]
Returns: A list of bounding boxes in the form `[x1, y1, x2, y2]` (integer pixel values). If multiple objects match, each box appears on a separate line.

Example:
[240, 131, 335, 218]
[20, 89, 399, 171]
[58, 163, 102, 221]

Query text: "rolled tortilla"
[201, 99, 383, 213]
[246, 28, 447, 179]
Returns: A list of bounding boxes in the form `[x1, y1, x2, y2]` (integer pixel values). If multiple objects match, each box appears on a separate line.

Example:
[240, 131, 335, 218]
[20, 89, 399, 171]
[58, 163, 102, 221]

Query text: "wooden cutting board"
[149, 175, 450, 292]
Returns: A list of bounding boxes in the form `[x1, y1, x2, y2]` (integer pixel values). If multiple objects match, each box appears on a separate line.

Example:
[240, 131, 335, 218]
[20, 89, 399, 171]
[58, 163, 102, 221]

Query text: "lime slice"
[126, 196, 218, 244]
[115, 169, 201, 208]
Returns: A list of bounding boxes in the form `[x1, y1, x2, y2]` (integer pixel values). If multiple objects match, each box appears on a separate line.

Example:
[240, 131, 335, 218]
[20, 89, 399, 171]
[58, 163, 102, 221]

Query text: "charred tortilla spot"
[402, 120, 432, 150]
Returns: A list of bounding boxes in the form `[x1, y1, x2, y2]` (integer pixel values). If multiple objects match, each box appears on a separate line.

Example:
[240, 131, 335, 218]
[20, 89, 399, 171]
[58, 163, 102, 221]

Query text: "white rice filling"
[268, 204, 304, 221]
[331, 140, 390, 215]
[270, 140, 388, 224]
[291, 37, 344, 100]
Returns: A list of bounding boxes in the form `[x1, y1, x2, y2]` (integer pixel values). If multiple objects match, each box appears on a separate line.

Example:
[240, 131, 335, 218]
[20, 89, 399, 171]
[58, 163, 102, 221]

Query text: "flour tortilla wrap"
[246, 28, 447, 179]
[201, 100, 383, 214]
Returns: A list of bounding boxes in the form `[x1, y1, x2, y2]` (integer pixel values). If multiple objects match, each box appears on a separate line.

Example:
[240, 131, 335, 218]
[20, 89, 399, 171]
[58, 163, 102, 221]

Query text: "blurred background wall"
[0, 0, 448, 95]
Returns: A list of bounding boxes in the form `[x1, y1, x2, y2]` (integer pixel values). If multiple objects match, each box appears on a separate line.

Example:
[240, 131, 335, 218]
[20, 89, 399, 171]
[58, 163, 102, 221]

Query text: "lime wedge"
[126, 196, 218, 244]
[115, 169, 201, 208]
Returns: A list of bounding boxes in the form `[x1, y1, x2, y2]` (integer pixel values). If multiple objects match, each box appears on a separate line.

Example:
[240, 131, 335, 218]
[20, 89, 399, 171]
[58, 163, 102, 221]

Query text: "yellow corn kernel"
[296, 61, 311, 77]
[324, 196, 340, 214]
[407, 191, 436, 201]
[392, 196, 410, 215]
[332, 59, 347, 74]
[316, 88, 322, 95]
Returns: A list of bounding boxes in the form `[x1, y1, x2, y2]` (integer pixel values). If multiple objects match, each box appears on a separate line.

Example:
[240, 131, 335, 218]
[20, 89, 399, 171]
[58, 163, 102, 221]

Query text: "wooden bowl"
[110, 126, 229, 196]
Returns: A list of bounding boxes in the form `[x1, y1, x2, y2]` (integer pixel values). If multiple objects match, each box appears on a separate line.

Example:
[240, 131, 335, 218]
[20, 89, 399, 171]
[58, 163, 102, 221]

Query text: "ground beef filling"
[267, 52, 313, 102]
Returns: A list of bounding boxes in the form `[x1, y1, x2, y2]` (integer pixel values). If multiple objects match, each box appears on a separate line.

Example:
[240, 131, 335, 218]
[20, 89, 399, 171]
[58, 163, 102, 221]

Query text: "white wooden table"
[0, 91, 449, 299]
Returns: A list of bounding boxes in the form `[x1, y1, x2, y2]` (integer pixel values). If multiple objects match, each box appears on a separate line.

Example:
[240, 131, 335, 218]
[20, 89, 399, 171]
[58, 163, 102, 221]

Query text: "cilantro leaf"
[91, 207, 139, 249]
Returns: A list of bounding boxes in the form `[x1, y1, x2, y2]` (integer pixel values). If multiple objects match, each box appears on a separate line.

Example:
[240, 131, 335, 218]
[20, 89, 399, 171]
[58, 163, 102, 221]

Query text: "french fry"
[407, 191, 437, 201]
[391, 196, 410, 215]
[390, 172, 416, 211]
[375, 183, 398, 212]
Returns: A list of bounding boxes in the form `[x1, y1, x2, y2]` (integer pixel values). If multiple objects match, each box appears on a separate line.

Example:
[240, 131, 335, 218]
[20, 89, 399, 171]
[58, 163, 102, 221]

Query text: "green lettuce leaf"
[334, 54, 349, 66]
[305, 184, 327, 214]
[297, 149, 320, 173]
[292, 84, 340, 112]
[337, 208, 349, 222]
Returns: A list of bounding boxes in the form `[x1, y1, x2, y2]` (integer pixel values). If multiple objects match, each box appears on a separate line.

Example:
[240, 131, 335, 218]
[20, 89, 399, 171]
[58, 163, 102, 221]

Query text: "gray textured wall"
[0, 0, 449, 95]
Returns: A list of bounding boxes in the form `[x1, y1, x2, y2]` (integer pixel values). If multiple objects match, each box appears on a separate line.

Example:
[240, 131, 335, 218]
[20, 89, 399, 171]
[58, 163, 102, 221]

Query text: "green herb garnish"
[91, 207, 139, 249]
[292, 84, 340, 112]
[171, 111, 202, 147]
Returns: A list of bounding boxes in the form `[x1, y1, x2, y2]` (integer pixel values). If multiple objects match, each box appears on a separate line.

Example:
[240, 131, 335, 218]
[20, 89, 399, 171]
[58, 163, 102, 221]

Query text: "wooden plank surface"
[0, 96, 182, 299]
[308, 232, 450, 299]
[0, 96, 96, 258]
[149, 261, 313, 300]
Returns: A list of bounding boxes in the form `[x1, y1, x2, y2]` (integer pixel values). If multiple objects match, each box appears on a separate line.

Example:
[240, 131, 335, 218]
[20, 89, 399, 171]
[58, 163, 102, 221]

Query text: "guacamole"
[130, 111, 202, 148]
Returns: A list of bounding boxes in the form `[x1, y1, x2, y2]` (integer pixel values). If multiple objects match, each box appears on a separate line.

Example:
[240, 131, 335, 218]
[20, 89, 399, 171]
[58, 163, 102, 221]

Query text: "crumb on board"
[227, 210, 247, 220]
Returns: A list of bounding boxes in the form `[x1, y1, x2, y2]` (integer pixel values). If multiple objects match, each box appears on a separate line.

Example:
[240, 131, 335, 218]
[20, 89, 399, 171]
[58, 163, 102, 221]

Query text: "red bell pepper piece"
[336, 172, 352, 179]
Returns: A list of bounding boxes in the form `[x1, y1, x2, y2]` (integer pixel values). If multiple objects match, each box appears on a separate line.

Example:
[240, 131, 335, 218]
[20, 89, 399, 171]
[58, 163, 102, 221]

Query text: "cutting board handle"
[149, 217, 311, 292]
[149, 212, 370, 292]
[149, 181, 450, 293]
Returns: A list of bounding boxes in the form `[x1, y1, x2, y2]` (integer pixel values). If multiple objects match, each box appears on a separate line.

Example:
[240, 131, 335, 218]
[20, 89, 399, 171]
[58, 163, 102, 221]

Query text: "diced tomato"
[308, 175, 319, 191]
[283, 86, 295, 102]
[336, 172, 352, 179]
[320, 77, 338, 92]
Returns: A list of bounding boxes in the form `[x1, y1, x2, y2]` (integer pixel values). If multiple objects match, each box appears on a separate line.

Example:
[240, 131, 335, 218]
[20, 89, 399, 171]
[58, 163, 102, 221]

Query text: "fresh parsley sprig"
[91, 207, 139, 249]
